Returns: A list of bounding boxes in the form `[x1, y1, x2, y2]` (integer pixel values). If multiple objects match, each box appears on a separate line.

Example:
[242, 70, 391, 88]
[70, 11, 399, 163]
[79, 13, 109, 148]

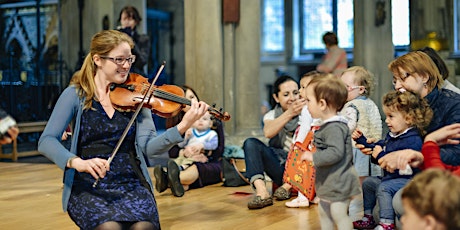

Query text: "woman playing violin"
[38, 30, 208, 230]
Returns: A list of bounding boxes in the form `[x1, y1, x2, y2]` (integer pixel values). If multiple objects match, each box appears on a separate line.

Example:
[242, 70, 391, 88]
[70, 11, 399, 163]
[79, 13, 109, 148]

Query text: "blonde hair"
[382, 91, 433, 135]
[301, 70, 321, 80]
[402, 169, 460, 230]
[308, 73, 348, 111]
[341, 66, 375, 97]
[388, 51, 444, 91]
[70, 30, 134, 110]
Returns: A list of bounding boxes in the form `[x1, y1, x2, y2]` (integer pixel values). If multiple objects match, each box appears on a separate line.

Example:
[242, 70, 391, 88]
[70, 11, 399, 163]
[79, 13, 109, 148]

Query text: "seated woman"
[358, 51, 460, 227]
[153, 85, 225, 197]
[244, 75, 305, 209]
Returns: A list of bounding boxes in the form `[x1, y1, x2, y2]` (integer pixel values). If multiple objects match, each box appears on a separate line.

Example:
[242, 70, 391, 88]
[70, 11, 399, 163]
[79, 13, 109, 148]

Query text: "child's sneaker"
[353, 214, 377, 229]
[311, 196, 320, 204]
[285, 197, 309, 208]
[373, 223, 395, 230]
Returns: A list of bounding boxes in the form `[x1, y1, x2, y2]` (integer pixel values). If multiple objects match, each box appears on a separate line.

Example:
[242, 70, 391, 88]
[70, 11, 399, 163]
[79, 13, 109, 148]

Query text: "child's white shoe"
[285, 197, 310, 208]
[311, 196, 320, 204]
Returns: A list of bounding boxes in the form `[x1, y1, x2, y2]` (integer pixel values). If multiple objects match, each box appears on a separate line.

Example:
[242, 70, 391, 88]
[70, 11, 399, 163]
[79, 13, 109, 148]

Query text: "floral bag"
[283, 130, 316, 200]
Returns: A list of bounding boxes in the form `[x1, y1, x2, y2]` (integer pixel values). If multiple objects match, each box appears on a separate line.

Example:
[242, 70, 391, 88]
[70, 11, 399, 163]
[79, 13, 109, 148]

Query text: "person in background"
[316, 31, 348, 77]
[401, 169, 460, 230]
[0, 127, 18, 145]
[165, 85, 201, 140]
[38, 30, 207, 230]
[0, 108, 19, 145]
[418, 46, 460, 94]
[352, 91, 433, 230]
[155, 85, 225, 197]
[118, 5, 151, 76]
[244, 75, 304, 209]
[340, 66, 382, 221]
[301, 73, 360, 230]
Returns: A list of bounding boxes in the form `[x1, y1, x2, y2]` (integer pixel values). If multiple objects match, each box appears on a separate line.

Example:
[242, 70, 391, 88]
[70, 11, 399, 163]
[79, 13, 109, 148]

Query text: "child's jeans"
[362, 176, 410, 221]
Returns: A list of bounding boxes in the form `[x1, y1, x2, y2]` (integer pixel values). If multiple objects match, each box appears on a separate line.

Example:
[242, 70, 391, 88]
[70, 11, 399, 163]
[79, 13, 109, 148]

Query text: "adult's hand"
[0, 126, 19, 145]
[286, 98, 306, 118]
[378, 149, 424, 173]
[70, 157, 109, 180]
[183, 144, 204, 157]
[424, 123, 460, 146]
[191, 154, 208, 163]
[263, 98, 305, 138]
[176, 100, 209, 135]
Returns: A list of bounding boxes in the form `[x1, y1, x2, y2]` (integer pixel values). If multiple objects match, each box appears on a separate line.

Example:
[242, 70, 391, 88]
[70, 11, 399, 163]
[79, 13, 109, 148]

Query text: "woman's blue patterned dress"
[67, 101, 159, 230]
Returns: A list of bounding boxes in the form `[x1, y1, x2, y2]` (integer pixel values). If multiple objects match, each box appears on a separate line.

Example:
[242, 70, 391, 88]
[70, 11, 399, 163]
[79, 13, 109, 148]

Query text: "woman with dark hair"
[165, 85, 200, 131]
[316, 31, 348, 76]
[154, 85, 225, 197]
[118, 5, 151, 75]
[243, 75, 305, 209]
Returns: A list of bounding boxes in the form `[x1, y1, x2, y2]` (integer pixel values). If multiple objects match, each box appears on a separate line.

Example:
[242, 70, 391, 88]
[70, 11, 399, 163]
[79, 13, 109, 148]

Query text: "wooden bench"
[0, 121, 47, 162]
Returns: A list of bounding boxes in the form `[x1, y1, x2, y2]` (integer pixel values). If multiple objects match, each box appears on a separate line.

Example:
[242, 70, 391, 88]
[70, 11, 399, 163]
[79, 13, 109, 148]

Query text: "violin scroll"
[209, 106, 231, 122]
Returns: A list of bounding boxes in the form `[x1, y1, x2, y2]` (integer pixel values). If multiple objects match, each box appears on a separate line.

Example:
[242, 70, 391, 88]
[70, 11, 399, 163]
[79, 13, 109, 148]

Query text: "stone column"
[233, 0, 262, 135]
[184, 0, 224, 114]
[184, 0, 261, 139]
[353, 0, 394, 110]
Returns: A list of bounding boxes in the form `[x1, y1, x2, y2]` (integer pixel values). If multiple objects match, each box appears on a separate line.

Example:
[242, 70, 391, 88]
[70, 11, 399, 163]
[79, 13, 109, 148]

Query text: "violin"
[109, 73, 231, 121]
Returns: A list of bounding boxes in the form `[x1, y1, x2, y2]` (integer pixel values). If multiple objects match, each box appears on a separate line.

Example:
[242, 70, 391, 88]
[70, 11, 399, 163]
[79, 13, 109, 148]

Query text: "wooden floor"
[0, 162, 321, 230]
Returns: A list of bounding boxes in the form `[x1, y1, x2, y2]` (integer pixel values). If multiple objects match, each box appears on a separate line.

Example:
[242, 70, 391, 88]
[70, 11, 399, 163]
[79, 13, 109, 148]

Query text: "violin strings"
[153, 88, 228, 120]
[154, 89, 191, 105]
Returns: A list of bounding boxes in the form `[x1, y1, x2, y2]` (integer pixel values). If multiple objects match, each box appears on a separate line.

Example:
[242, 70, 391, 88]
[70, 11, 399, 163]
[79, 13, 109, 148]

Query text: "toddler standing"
[281, 71, 320, 208]
[340, 66, 383, 221]
[301, 73, 360, 230]
[352, 91, 433, 230]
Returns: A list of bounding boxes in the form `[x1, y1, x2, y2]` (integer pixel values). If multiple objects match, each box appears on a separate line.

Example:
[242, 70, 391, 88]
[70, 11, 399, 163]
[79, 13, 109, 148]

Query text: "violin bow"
[93, 61, 165, 187]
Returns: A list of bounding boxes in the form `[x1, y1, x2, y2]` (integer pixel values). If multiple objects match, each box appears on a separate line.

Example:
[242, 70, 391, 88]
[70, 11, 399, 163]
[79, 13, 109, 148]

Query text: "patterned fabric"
[342, 97, 382, 144]
[67, 101, 158, 230]
[341, 97, 383, 177]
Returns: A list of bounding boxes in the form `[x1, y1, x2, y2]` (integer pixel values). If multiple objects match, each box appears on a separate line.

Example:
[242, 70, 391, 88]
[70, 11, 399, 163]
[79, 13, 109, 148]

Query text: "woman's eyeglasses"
[392, 72, 412, 85]
[100, 55, 136, 65]
[347, 85, 363, 91]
